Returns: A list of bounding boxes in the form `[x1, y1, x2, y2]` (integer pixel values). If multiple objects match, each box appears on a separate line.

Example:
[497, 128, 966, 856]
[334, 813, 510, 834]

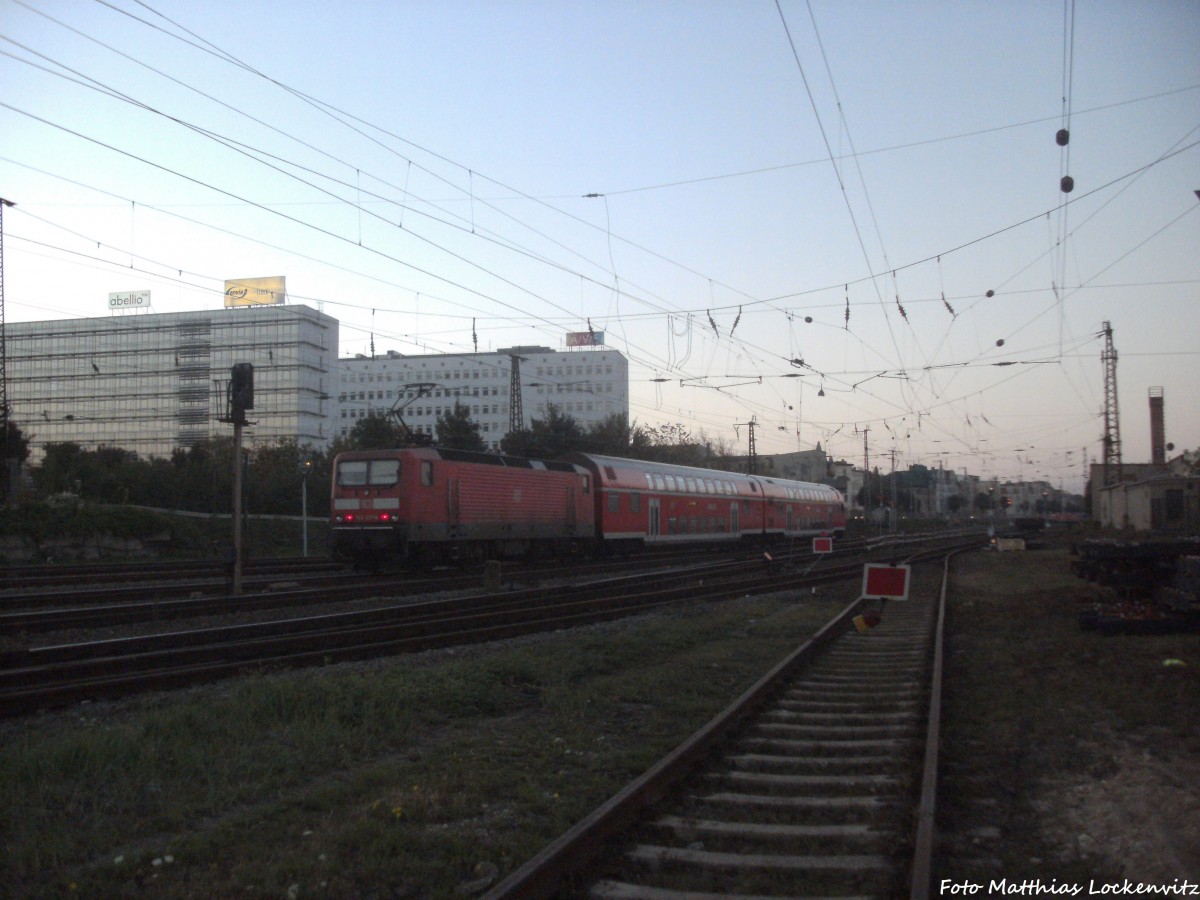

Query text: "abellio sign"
[108, 290, 151, 310]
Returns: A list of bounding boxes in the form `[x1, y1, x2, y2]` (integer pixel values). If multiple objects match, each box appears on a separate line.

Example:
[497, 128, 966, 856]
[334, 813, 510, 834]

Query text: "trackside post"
[854, 562, 912, 632]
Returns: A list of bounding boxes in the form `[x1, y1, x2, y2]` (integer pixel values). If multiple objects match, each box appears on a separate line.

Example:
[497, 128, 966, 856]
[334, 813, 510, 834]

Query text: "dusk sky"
[2, 0, 1197, 492]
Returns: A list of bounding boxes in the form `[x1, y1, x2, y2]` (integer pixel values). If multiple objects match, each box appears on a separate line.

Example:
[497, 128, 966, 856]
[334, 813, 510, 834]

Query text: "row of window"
[534, 364, 614, 377]
[340, 386, 505, 402]
[644, 473, 742, 496]
[638, 472, 833, 503]
[341, 405, 507, 420]
[781, 486, 834, 502]
[342, 368, 505, 384]
[338, 381, 620, 404]
[340, 363, 619, 385]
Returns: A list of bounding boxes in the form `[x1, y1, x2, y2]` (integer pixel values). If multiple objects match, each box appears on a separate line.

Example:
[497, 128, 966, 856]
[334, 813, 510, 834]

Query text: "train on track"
[330, 447, 846, 568]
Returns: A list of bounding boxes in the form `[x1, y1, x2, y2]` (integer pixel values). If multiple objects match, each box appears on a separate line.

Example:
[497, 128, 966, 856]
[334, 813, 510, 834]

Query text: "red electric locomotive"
[330, 447, 594, 568]
[567, 453, 846, 554]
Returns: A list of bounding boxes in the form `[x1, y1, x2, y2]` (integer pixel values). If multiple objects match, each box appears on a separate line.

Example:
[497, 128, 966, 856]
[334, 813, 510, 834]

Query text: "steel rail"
[909, 550, 954, 898]
[482, 544, 973, 899]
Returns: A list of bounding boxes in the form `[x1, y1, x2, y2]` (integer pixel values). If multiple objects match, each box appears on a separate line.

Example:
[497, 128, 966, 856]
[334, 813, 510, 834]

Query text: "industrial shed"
[1099, 476, 1200, 532]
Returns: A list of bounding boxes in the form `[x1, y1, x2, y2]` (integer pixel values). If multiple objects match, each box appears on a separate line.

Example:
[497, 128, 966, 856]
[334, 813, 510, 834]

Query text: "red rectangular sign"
[861, 563, 911, 601]
[812, 536, 834, 554]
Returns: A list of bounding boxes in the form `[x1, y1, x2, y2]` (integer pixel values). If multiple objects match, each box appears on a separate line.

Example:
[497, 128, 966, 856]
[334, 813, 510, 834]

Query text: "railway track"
[0, 556, 339, 593]
[0, 538, 880, 634]
[483, 552, 958, 899]
[0, 537, 977, 719]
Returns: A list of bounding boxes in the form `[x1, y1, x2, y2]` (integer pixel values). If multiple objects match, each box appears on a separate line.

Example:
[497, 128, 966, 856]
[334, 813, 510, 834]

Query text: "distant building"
[1099, 475, 1200, 532]
[337, 345, 629, 449]
[7, 305, 338, 463]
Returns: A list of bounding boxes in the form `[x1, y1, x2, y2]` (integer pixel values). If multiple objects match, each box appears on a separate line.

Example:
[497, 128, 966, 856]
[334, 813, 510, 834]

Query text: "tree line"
[6, 406, 735, 518]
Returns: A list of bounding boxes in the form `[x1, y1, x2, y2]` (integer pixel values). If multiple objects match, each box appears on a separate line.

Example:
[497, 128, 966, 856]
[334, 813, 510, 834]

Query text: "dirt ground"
[1036, 734, 1200, 882]
[935, 546, 1200, 891]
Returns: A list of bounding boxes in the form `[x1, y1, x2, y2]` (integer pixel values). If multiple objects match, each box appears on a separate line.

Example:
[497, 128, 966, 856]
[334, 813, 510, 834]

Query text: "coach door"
[648, 498, 661, 539]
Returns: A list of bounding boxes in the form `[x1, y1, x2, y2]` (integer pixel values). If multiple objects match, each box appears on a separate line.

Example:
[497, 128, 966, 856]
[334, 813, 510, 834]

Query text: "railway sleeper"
[685, 790, 900, 826]
[725, 751, 904, 775]
[614, 843, 900, 897]
[591, 882, 875, 900]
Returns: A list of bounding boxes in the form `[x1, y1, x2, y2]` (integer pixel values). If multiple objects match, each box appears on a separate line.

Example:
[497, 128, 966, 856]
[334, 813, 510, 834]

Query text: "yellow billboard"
[224, 276, 286, 307]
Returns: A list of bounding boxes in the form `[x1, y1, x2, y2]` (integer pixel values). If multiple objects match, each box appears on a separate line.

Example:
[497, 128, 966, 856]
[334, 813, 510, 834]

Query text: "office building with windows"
[337, 345, 629, 448]
[7, 304, 338, 463]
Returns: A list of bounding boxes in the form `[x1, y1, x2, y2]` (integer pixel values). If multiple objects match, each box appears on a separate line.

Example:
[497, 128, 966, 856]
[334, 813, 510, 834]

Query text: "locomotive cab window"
[420, 460, 434, 486]
[337, 459, 399, 487]
[337, 460, 369, 486]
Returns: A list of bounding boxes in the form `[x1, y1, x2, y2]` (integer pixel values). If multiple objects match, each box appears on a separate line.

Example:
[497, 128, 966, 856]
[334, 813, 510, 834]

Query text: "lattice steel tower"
[508, 353, 525, 436]
[1100, 321, 1122, 487]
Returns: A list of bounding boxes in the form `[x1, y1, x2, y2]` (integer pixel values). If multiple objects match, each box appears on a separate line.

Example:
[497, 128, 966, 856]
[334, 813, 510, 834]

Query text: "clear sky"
[2, 0, 1197, 492]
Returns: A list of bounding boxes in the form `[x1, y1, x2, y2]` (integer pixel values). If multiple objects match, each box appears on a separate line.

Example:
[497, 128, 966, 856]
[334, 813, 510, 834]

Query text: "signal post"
[221, 364, 254, 595]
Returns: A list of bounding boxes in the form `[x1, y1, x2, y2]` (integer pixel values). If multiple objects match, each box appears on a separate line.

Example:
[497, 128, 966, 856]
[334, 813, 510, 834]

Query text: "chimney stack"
[1149, 386, 1166, 466]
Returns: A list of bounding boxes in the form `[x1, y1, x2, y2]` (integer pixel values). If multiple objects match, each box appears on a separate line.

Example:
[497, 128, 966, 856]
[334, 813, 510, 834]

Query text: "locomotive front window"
[368, 460, 400, 485]
[337, 459, 400, 487]
[337, 461, 369, 486]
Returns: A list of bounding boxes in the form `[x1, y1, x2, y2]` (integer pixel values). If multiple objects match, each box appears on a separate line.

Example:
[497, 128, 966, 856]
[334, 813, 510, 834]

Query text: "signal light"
[230, 363, 254, 412]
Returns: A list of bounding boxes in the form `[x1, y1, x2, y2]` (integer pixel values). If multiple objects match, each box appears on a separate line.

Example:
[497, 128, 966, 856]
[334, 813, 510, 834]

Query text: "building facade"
[8, 305, 338, 463]
[1099, 476, 1200, 532]
[337, 345, 629, 449]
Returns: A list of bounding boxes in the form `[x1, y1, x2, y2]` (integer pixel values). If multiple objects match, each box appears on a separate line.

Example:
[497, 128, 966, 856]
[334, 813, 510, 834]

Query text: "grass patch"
[1, 589, 849, 898]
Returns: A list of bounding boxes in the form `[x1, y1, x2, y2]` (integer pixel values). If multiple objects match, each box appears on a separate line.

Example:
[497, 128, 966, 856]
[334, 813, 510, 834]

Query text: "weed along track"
[486, 554, 954, 900]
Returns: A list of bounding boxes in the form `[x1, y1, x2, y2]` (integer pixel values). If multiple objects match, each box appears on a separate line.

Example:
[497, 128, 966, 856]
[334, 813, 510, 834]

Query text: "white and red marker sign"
[861, 563, 911, 601]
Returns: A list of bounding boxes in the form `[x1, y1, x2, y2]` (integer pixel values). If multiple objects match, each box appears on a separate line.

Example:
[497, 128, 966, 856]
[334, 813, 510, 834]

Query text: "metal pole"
[232, 420, 243, 595]
[301, 469, 309, 558]
[0, 198, 13, 508]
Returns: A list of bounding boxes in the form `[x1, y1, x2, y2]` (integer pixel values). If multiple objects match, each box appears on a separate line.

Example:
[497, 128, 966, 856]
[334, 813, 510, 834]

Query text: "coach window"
[665, 475, 677, 492]
[608, 492, 620, 512]
[630, 494, 641, 513]
[654, 474, 665, 491]
[581, 475, 590, 494]
[420, 460, 434, 487]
